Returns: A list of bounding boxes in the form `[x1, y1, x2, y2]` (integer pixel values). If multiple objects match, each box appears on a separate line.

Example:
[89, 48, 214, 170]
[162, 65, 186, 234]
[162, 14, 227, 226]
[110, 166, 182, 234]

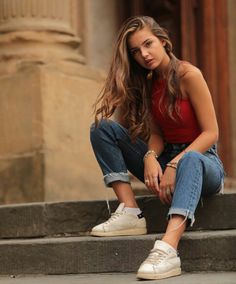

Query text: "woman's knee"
[178, 151, 202, 166]
[90, 119, 111, 134]
[90, 119, 119, 142]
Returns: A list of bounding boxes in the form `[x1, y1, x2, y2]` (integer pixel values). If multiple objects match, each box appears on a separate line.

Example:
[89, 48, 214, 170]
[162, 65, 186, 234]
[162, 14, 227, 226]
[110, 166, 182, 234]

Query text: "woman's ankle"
[113, 182, 138, 208]
[162, 215, 187, 250]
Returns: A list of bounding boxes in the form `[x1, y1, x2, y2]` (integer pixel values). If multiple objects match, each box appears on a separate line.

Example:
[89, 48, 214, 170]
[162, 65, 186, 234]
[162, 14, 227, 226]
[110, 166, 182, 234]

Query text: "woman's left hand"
[159, 167, 176, 204]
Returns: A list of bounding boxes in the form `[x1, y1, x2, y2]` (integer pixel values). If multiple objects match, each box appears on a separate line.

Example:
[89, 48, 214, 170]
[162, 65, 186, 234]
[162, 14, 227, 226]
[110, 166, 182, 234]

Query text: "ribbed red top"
[151, 79, 201, 143]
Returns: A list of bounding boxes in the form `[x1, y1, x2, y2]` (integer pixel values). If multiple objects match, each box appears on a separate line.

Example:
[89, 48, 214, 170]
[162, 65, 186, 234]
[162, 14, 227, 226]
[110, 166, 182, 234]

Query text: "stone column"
[0, 0, 84, 68]
[83, 0, 118, 70]
[0, 0, 110, 204]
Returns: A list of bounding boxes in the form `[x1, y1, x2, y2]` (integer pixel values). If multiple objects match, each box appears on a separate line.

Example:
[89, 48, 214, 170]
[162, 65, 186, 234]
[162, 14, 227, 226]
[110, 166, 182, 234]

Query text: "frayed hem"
[167, 208, 195, 227]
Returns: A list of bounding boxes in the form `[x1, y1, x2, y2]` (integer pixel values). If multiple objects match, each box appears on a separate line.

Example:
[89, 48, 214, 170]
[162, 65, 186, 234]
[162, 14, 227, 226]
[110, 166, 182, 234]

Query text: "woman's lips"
[145, 59, 154, 66]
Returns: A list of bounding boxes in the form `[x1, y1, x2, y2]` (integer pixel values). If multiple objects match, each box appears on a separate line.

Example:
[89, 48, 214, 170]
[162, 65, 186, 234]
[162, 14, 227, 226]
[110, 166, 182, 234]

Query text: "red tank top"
[151, 79, 201, 143]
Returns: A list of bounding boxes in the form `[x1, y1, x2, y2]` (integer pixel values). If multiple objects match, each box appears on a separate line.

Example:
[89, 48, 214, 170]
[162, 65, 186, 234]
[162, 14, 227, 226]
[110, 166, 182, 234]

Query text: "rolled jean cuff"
[103, 172, 130, 187]
[167, 208, 195, 227]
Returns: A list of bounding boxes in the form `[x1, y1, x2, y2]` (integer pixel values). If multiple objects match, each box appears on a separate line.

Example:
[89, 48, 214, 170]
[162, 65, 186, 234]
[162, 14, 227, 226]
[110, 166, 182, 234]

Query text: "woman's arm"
[159, 66, 219, 204]
[147, 117, 165, 156]
[170, 67, 219, 164]
[144, 118, 164, 195]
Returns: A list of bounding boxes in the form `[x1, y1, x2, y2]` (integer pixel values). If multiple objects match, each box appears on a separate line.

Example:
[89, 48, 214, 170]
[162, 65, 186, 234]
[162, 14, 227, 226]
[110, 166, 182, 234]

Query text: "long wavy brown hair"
[94, 16, 181, 142]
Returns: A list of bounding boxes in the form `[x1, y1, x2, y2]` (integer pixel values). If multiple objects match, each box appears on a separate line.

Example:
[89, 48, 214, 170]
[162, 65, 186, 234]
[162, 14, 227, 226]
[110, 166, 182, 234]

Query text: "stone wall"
[228, 0, 236, 178]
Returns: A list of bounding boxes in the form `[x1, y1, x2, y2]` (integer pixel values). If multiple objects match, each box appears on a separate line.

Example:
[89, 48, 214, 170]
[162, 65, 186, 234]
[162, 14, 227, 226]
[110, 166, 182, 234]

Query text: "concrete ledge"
[141, 193, 236, 233]
[0, 203, 46, 238]
[0, 230, 235, 275]
[0, 193, 235, 239]
[1, 272, 236, 284]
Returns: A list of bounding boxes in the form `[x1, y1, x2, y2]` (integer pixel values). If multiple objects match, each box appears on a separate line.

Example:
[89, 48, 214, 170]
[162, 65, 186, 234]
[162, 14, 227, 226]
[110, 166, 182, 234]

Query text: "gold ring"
[145, 179, 150, 184]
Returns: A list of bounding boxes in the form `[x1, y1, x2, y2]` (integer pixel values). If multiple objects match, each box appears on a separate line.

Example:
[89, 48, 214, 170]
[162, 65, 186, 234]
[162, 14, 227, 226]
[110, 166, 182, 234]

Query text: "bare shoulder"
[178, 61, 210, 99]
[179, 61, 204, 84]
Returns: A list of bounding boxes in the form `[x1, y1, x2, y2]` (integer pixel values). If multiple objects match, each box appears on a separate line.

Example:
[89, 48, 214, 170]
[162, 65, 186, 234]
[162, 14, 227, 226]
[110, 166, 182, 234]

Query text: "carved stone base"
[0, 30, 84, 65]
[0, 62, 116, 204]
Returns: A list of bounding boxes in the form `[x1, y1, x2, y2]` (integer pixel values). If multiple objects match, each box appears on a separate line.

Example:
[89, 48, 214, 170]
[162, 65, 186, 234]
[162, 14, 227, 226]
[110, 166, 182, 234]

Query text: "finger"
[163, 191, 170, 204]
[151, 186, 159, 196]
[147, 175, 156, 187]
[159, 191, 166, 205]
[158, 167, 163, 180]
[151, 188, 159, 196]
[152, 175, 159, 186]
[148, 184, 159, 196]
[170, 185, 175, 194]
[166, 188, 172, 204]
[158, 188, 166, 204]
[160, 187, 171, 204]
[145, 177, 158, 196]
[144, 177, 150, 187]
[151, 176, 160, 194]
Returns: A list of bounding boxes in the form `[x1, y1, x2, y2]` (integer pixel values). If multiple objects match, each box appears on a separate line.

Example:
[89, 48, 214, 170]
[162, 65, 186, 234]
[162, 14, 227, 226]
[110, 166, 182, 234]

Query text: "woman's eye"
[130, 49, 138, 56]
[145, 41, 152, 47]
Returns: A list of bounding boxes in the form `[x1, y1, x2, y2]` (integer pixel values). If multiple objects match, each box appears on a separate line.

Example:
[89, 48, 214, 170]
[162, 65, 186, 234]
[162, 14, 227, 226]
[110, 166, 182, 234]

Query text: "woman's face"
[128, 26, 170, 72]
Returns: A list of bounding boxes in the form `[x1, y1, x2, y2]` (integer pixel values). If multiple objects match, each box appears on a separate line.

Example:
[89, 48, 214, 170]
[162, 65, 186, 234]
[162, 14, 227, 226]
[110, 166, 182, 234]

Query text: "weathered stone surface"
[0, 231, 235, 274]
[0, 153, 44, 204]
[0, 68, 44, 204]
[41, 65, 108, 202]
[45, 201, 110, 236]
[0, 62, 116, 204]
[139, 193, 236, 233]
[180, 230, 236, 271]
[0, 67, 42, 156]
[0, 193, 235, 239]
[0, 203, 46, 238]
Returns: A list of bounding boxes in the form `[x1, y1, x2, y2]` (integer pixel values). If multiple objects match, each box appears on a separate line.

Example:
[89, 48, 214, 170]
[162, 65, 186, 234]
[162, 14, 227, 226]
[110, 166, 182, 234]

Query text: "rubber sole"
[90, 228, 147, 237]
[137, 267, 181, 280]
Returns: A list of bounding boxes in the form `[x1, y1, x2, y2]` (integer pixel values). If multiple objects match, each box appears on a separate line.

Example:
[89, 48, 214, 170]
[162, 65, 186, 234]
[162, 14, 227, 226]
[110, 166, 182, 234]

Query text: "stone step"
[0, 230, 235, 275]
[1, 272, 236, 284]
[0, 193, 235, 239]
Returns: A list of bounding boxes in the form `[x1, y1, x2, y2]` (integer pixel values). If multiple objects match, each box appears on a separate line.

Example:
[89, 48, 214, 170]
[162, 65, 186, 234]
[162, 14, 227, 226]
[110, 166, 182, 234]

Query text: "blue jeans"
[90, 119, 225, 226]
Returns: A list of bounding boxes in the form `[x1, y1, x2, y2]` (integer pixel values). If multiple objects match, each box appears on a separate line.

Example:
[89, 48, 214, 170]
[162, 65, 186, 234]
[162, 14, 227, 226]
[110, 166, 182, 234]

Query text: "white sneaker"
[90, 203, 147, 237]
[137, 240, 181, 280]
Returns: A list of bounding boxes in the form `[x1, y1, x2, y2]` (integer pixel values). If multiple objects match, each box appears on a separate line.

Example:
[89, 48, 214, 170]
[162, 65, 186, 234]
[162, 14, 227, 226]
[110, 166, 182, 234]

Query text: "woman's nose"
[140, 48, 148, 58]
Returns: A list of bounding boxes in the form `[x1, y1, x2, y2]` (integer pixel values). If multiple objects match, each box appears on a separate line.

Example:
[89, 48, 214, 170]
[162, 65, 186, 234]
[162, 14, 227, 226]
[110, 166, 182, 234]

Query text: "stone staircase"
[0, 193, 235, 275]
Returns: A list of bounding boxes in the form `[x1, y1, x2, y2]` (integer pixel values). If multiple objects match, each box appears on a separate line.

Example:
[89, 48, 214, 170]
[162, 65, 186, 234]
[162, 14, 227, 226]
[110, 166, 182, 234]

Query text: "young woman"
[90, 16, 224, 280]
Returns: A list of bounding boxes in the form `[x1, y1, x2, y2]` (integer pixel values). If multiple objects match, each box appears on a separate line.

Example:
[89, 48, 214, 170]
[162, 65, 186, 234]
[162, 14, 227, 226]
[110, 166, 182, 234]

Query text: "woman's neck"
[155, 69, 168, 80]
[154, 58, 170, 79]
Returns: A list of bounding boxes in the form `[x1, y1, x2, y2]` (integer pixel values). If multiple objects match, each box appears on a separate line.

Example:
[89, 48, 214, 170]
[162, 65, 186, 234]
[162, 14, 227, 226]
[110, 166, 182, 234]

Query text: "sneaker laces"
[104, 212, 124, 225]
[144, 248, 168, 265]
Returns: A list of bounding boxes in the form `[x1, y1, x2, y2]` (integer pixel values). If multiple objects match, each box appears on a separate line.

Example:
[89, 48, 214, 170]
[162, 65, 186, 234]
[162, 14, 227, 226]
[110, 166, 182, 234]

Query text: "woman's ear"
[162, 41, 166, 46]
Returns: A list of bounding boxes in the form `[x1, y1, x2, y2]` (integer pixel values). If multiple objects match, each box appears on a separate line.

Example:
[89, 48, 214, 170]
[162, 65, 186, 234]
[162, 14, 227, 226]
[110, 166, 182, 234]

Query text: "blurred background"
[0, 0, 235, 205]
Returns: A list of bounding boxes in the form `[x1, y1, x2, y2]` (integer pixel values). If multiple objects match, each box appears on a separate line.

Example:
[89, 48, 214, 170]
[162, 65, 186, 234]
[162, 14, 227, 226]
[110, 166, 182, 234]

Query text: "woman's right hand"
[144, 156, 163, 196]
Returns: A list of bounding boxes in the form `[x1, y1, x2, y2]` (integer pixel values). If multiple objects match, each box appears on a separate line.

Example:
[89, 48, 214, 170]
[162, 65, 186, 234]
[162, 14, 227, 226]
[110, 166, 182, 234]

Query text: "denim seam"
[189, 161, 201, 211]
[174, 155, 202, 224]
